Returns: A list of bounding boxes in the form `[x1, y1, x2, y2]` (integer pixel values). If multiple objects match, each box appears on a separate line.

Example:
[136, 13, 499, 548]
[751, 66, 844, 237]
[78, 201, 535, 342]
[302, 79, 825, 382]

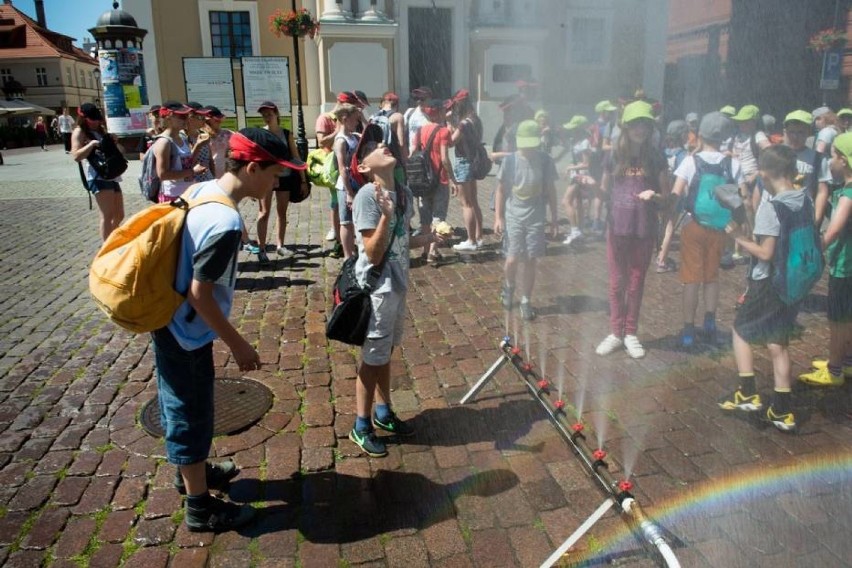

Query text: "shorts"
[417, 184, 450, 226]
[505, 217, 546, 259]
[152, 327, 214, 465]
[329, 187, 339, 210]
[453, 157, 472, 183]
[275, 173, 301, 193]
[87, 179, 121, 195]
[362, 289, 407, 366]
[337, 189, 353, 225]
[828, 276, 852, 323]
[679, 219, 725, 284]
[734, 278, 799, 346]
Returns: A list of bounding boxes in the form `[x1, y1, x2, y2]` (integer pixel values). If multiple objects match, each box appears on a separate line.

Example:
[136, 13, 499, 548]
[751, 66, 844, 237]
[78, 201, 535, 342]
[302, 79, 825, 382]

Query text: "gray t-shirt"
[497, 151, 557, 225]
[353, 182, 414, 294]
[751, 189, 806, 280]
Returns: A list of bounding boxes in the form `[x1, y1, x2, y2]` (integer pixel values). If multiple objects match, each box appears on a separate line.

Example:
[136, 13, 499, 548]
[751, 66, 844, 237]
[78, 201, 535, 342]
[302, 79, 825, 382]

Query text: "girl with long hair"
[448, 90, 485, 251]
[595, 101, 670, 359]
[71, 103, 124, 241]
[151, 101, 199, 203]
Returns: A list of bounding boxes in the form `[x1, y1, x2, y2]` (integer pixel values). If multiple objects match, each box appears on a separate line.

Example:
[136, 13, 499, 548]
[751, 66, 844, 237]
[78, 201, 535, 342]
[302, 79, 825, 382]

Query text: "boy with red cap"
[152, 128, 303, 531]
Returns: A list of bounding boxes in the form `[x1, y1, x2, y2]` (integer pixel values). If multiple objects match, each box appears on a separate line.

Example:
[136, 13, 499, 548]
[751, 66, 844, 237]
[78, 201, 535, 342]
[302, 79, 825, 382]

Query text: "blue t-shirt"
[168, 181, 243, 350]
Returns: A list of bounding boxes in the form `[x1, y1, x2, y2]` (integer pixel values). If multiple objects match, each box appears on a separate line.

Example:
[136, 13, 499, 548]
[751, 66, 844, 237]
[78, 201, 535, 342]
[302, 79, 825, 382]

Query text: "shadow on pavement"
[227, 468, 519, 542]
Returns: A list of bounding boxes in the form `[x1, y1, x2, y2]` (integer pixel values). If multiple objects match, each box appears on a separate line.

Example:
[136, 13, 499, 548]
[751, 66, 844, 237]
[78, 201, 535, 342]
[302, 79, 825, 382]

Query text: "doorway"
[408, 7, 452, 99]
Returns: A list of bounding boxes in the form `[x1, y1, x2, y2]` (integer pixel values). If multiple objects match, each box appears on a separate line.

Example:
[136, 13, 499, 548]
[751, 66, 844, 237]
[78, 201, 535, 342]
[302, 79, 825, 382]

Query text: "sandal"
[426, 251, 443, 264]
[656, 258, 676, 273]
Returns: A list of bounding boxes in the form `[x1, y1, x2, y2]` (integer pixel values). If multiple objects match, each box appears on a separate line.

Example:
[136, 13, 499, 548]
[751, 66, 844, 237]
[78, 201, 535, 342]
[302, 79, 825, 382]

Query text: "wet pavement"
[0, 143, 850, 567]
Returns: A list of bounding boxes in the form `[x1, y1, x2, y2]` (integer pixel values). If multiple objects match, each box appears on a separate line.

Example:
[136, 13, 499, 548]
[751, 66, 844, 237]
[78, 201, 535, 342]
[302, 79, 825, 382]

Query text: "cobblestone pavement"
[0, 144, 850, 567]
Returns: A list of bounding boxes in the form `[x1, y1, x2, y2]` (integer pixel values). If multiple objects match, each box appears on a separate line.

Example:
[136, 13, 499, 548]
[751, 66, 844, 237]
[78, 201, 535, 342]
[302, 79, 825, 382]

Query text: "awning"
[0, 99, 56, 117]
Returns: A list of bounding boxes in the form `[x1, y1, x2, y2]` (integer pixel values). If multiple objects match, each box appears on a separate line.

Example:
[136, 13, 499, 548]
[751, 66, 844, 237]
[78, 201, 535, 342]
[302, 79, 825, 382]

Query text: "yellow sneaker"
[798, 367, 845, 387]
[767, 406, 796, 432]
[810, 359, 852, 378]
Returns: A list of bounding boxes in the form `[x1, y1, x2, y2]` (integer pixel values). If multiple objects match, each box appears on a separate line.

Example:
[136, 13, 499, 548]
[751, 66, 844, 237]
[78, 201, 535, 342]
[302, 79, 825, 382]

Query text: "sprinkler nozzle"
[522, 362, 534, 373]
[554, 399, 565, 410]
[571, 423, 584, 433]
[510, 346, 521, 356]
[537, 378, 549, 389]
[618, 480, 633, 492]
[593, 449, 607, 461]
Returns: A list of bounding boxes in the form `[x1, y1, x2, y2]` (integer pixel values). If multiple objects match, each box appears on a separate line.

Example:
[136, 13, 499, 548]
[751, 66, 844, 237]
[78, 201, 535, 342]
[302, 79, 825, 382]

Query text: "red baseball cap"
[337, 91, 360, 106]
[349, 123, 385, 187]
[229, 128, 306, 170]
[159, 101, 192, 117]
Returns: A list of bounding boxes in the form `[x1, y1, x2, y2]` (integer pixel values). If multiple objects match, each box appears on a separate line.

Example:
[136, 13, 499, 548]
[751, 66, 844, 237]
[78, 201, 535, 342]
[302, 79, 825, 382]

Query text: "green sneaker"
[372, 411, 415, 437]
[349, 428, 388, 457]
[718, 389, 763, 411]
[767, 406, 796, 432]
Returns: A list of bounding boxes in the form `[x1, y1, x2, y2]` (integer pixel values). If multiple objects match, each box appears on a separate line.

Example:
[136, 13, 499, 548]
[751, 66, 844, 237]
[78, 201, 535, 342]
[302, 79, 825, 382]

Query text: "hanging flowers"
[808, 28, 847, 53]
[269, 8, 320, 39]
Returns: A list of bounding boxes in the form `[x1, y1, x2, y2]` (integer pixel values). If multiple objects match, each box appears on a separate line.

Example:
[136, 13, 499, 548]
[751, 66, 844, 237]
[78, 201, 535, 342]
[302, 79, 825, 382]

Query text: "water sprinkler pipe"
[459, 337, 681, 568]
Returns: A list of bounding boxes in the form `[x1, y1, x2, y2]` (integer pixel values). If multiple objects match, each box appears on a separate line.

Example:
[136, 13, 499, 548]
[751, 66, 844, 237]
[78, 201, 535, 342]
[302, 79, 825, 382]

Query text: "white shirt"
[674, 150, 744, 187]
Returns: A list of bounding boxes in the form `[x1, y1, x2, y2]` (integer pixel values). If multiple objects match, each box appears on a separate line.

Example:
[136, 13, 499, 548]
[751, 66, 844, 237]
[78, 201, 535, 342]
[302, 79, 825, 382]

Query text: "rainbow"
[562, 450, 852, 565]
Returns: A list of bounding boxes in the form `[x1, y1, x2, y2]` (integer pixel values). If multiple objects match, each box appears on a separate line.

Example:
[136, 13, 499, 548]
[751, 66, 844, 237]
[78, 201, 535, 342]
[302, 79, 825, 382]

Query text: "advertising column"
[99, 46, 149, 135]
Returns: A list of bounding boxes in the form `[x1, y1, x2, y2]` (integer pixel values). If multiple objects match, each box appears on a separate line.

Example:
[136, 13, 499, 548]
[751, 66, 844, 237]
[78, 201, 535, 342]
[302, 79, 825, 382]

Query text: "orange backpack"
[89, 192, 236, 333]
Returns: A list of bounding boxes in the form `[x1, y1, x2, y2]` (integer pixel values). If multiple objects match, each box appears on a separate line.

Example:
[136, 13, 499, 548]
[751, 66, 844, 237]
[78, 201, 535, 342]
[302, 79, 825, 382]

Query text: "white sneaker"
[563, 229, 582, 245]
[453, 240, 478, 252]
[595, 334, 622, 356]
[325, 228, 336, 241]
[476, 239, 484, 249]
[623, 335, 646, 359]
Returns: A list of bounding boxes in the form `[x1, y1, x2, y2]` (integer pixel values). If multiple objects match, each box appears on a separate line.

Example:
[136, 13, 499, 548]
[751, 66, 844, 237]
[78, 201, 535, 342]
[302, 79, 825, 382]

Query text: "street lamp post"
[290, 0, 308, 160]
[92, 68, 101, 107]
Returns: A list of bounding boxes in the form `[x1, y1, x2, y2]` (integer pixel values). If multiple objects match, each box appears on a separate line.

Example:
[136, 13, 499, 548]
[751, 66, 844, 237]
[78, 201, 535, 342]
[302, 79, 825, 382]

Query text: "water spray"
[459, 337, 681, 568]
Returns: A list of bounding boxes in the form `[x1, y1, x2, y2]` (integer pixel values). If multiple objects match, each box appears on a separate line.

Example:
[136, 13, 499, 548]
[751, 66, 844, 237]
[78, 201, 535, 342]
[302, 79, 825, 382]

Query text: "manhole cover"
[139, 378, 274, 438]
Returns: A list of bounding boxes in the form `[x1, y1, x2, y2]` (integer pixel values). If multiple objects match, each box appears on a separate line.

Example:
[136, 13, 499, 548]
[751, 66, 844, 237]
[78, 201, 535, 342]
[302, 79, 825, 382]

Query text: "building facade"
[125, 0, 668, 141]
[0, 0, 99, 113]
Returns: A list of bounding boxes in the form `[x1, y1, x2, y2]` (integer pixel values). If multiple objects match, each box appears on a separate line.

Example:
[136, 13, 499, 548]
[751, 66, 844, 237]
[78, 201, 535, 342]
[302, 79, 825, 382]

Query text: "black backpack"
[405, 125, 440, 197]
[87, 133, 128, 180]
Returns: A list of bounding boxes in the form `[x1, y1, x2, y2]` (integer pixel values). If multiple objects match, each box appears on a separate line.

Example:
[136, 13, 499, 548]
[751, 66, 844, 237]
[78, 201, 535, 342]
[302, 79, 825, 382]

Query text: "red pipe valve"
[554, 400, 565, 410]
[523, 362, 535, 373]
[572, 423, 584, 433]
[537, 378, 549, 389]
[510, 346, 521, 356]
[593, 449, 607, 461]
[618, 480, 633, 492]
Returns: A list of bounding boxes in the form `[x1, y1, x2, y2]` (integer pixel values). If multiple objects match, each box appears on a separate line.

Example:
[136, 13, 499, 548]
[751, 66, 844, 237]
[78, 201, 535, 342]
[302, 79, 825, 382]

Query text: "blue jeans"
[152, 327, 214, 465]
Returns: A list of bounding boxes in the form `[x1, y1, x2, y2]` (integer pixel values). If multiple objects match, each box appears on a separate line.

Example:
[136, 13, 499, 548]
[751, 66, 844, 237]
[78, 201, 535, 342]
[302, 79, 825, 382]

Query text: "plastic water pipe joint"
[537, 378, 549, 390]
[571, 423, 584, 433]
[510, 346, 521, 356]
[593, 449, 607, 461]
[554, 399, 565, 411]
[523, 362, 534, 373]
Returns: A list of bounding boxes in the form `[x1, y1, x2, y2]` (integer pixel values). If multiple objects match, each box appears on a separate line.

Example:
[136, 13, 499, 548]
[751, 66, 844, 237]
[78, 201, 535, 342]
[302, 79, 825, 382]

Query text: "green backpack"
[306, 148, 338, 188]
[687, 155, 734, 231]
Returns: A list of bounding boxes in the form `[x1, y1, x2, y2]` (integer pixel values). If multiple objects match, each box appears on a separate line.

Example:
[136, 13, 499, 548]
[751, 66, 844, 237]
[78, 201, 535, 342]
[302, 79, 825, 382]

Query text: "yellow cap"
[784, 110, 813, 125]
[834, 132, 852, 162]
[720, 105, 736, 117]
[562, 115, 589, 131]
[731, 104, 760, 121]
[621, 101, 655, 124]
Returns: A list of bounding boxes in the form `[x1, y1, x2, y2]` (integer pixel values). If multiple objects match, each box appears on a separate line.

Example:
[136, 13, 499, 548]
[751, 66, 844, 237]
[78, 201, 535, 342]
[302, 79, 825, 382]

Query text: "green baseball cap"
[621, 101, 655, 124]
[534, 109, 549, 121]
[834, 132, 852, 162]
[595, 100, 617, 113]
[562, 115, 589, 131]
[720, 105, 736, 117]
[837, 108, 852, 119]
[731, 104, 760, 121]
[516, 119, 542, 149]
[784, 110, 813, 125]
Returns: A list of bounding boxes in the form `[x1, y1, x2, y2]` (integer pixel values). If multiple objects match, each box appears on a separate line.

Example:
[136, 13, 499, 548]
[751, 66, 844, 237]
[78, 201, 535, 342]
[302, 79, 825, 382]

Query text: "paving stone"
[169, 548, 209, 568]
[8, 475, 56, 511]
[20, 506, 70, 550]
[88, 543, 124, 568]
[100, 509, 138, 544]
[122, 546, 170, 568]
[52, 476, 89, 506]
[0, 510, 30, 546]
[53, 515, 96, 559]
[72, 475, 118, 514]
[134, 517, 176, 547]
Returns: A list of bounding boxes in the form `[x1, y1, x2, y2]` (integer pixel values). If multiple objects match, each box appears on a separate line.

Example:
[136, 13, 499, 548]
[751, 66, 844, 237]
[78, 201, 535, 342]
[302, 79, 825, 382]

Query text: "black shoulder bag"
[326, 213, 399, 346]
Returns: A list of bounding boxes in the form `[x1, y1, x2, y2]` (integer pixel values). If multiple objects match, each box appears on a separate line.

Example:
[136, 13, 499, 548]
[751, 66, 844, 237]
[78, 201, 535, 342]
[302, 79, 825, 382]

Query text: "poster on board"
[242, 57, 291, 116]
[183, 58, 237, 115]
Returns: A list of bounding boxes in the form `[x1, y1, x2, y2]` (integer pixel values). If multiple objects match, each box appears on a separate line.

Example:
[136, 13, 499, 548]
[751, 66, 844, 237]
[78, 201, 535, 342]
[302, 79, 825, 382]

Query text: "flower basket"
[808, 28, 847, 53]
[269, 8, 320, 39]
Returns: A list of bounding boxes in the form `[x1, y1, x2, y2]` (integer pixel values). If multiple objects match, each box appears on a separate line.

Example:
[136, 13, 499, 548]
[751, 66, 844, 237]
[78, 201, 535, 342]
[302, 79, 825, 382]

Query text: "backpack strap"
[423, 124, 440, 154]
[721, 155, 734, 183]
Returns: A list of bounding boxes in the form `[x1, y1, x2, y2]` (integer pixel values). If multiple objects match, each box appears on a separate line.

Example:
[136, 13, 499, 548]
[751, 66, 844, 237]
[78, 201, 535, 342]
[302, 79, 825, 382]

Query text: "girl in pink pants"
[596, 101, 671, 359]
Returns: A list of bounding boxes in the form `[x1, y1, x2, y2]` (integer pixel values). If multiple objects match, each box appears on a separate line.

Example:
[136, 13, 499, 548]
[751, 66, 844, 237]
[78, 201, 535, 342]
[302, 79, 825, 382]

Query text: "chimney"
[34, 0, 46, 28]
